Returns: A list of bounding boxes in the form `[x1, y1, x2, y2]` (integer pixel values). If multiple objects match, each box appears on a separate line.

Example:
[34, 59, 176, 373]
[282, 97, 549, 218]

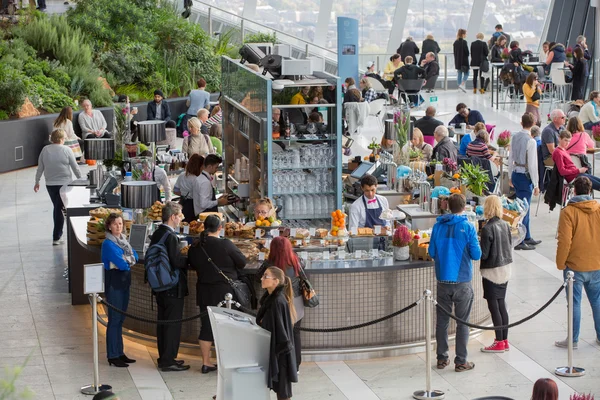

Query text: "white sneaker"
[52, 239, 64, 246]
[458, 85, 466, 93]
[555, 338, 578, 348]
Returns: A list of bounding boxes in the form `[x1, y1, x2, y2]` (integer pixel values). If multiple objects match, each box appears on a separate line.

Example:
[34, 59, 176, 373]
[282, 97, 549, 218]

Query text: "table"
[450, 129, 473, 145]
[409, 110, 452, 118]
[587, 148, 600, 175]
[491, 61, 545, 109]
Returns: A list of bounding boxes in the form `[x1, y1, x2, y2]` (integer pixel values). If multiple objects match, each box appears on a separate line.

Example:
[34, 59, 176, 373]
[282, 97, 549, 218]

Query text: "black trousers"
[472, 69, 485, 90]
[155, 293, 185, 367]
[294, 319, 302, 371]
[486, 298, 509, 341]
[46, 185, 64, 241]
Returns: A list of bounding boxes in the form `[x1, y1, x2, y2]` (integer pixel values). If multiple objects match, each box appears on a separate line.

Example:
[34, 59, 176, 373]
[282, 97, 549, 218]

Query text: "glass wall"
[251, 0, 321, 42]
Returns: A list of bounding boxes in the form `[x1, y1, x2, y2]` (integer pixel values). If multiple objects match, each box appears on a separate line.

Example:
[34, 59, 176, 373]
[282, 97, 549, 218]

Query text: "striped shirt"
[466, 138, 492, 160]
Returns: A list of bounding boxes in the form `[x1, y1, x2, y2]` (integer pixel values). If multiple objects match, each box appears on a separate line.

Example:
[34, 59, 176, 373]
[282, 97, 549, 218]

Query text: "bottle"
[124, 171, 133, 182]
[284, 112, 291, 140]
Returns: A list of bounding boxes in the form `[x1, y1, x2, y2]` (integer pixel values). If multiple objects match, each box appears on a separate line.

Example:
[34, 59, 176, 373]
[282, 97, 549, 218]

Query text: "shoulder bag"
[200, 246, 252, 309]
[298, 263, 319, 308]
[480, 58, 490, 73]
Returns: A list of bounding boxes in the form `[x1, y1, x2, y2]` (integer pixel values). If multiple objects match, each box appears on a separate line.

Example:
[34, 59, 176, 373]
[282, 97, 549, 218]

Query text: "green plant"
[409, 148, 423, 159]
[0, 110, 9, 120]
[0, 66, 27, 116]
[244, 32, 277, 45]
[460, 163, 490, 197]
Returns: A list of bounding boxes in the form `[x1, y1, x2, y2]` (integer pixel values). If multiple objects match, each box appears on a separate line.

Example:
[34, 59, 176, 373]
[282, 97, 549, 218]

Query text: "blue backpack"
[144, 232, 180, 292]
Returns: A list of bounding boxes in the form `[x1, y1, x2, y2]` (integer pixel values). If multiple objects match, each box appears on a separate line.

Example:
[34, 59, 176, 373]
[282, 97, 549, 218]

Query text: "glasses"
[261, 275, 275, 280]
[256, 210, 269, 216]
[560, 116, 566, 119]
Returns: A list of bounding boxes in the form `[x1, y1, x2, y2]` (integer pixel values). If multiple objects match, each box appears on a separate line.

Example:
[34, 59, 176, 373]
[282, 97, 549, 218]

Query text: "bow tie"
[367, 198, 377, 204]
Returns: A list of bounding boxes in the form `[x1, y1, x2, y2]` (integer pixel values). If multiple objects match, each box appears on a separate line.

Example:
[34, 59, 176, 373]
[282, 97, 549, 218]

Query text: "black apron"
[362, 195, 386, 228]
[180, 194, 196, 223]
[200, 172, 218, 213]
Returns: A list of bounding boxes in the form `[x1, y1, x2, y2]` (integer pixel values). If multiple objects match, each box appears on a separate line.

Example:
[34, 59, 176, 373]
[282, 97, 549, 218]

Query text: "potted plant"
[393, 109, 411, 165]
[496, 130, 511, 156]
[460, 163, 490, 202]
[392, 225, 412, 260]
[409, 147, 423, 161]
[566, 46, 573, 63]
[592, 125, 600, 147]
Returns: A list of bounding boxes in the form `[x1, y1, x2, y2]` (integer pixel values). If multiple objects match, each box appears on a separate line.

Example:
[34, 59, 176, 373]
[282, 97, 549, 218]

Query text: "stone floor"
[1, 89, 599, 400]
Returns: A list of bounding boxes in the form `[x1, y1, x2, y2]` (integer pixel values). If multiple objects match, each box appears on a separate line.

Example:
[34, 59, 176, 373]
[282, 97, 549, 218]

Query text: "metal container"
[121, 181, 158, 209]
[384, 119, 395, 140]
[84, 138, 115, 160]
[137, 120, 166, 143]
[419, 182, 431, 211]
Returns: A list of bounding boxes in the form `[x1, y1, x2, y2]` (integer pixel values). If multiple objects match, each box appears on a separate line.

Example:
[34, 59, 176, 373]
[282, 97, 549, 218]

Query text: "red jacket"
[552, 146, 580, 183]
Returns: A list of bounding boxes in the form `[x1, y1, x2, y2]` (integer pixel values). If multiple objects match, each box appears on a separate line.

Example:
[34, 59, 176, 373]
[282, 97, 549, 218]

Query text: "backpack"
[144, 232, 180, 292]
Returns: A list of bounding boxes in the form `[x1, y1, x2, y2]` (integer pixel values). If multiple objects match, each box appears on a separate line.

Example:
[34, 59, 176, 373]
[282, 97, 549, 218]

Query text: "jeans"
[578, 173, 600, 191]
[564, 268, 600, 342]
[457, 70, 470, 86]
[105, 287, 129, 359]
[583, 121, 600, 130]
[436, 282, 474, 365]
[46, 185, 64, 241]
[511, 172, 533, 241]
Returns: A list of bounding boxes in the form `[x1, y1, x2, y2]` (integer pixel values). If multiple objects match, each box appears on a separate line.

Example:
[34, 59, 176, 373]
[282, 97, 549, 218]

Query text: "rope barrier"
[98, 297, 208, 325]
[434, 282, 565, 331]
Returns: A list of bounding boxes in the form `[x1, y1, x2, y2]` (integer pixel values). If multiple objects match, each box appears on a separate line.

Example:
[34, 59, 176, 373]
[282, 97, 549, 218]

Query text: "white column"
[466, 0, 487, 44]
[242, 0, 257, 20]
[593, 0, 600, 91]
[313, 0, 334, 47]
[386, 0, 411, 55]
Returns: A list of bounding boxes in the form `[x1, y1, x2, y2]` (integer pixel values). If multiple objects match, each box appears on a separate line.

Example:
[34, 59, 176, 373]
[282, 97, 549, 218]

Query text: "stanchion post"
[224, 293, 233, 309]
[413, 290, 445, 400]
[555, 271, 585, 377]
[81, 294, 112, 395]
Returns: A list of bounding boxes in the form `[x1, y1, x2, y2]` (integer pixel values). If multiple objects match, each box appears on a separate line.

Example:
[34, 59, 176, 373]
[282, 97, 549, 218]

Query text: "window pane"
[252, 0, 321, 43]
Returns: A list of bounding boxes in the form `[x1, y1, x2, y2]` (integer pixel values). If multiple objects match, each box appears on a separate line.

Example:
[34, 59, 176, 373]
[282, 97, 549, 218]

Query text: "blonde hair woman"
[479, 195, 513, 353]
[470, 33, 489, 94]
[420, 33, 441, 64]
[54, 106, 83, 161]
[182, 117, 214, 157]
[402, 128, 433, 161]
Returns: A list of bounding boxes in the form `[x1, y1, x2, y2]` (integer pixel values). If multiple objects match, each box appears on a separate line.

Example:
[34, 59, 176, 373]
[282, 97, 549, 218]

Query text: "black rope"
[434, 283, 565, 330]
[99, 298, 208, 325]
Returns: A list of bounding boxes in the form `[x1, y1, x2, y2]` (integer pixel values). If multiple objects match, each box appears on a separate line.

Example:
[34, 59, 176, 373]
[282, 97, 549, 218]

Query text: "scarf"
[105, 232, 136, 266]
[256, 285, 285, 324]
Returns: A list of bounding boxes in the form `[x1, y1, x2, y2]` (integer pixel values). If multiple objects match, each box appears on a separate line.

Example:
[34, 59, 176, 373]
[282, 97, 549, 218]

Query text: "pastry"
[315, 228, 329, 238]
[199, 212, 224, 222]
[295, 228, 310, 239]
[357, 227, 373, 236]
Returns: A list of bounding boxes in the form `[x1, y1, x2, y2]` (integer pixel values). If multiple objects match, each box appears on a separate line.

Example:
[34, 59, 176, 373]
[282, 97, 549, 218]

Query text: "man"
[147, 90, 175, 128]
[78, 100, 111, 139]
[197, 108, 210, 135]
[421, 52, 440, 85]
[541, 109, 566, 166]
[150, 202, 190, 371]
[415, 106, 444, 137]
[555, 176, 600, 348]
[365, 61, 395, 92]
[196, 154, 230, 215]
[397, 36, 419, 64]
[394, 56, 425, 106]
[508, 113, 541, 251]
[428, 193, 481, 372]
[488, 24, 510, 49]
[139, 151, 172, 202]
[432, 125, 457, 162]
[574, 35, 591, 60]
[349, 174, 391, 230]
[448, 103, 485, 129]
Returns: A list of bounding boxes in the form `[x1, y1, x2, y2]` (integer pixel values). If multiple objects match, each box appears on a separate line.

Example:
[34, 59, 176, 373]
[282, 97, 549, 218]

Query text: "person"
[197, 108, 211, 135]
[397, 36, 419, 64]
[531, 378, 559, 400]
[359, 77, 378, 103]
[459, 121, 486, 156]
[186, 78, 210, 117]
[415, 106, 444, 138]
[204, 104, 222, 129]
[149, 202, 190, 372]
[531, 125, 542, 147]
[545, 42, 566, 67]
[343, 88, 362, 104]
[34, 128, 82, 245]
[508, 113, 541, 251]
[402, 128, 432, 161]
[432, 125, 457, 163]
[541, 109, 566, 166]
[419, 34, 441, 64]
[254, 197, 276, 221]
[479, 196, 513, 353]
[470, 33, 489, 94]
[259, 236, 305, 373]
[383, 54, 403, 81]
[394, 56, 424, 106]
[364, 61, 382, 81]
[565, 117, 595, 155]
[54, 106, 83, 163]
[208, 124, 222, 156]
[349, 174, 391, 230]
[522, 73, 543, 126]
[552, 130, 600, 191]
[257, 266, 298, 400]
[421, 52, 440, 86]
[465, 123, 494, 160]
[578, 91, 600, 130]
[308, 86, 323, 103]
[508, 41, 524, 66]
[448, 103, 485, 129]
[101, 213, 138, 367]
[196, 154, 231, 214]
[490, 35, 507, 63]
[323, 84, 338, 103]
[138, 151, 172, 202]
[173, 154, 204, 222]
[290, 86, 309, 105]
[147, 89, 175, 128]
[488, 24, 510, 49]
[566, 47, 588, 101]
[78, 100, 111, 139]
[182, 117, 214, 157]
[555, 176, 600, 349]
[428, 193, 481, 372]
[188, 215, 246, 373]
[574, 35, 591, 60]
[453, 29, 470, 93]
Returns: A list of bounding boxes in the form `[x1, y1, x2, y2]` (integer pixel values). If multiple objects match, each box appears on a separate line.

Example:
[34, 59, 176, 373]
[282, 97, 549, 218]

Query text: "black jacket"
[415, 116, 443, 136]
[490, 45, 505, 62]
[256, 286, 298, 394]
[147, 101, 172, 123]
[453, 38, 469, 70]
[394, 64, 424, 81]
[149, 225, 188, 298]
[397, 40, 419, 63]
[419, 39, 441, 64]
[432, 136, 457, 162]
[509, 47, 524, 65]
[544, 165, 565, 211]
[424, 61, 440, 80]
[470, 40, 489, 67]
[480, 217, 513, 269]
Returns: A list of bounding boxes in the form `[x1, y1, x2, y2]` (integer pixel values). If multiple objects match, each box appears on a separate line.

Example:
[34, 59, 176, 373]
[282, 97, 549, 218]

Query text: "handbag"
[200, 246, 252, 309]
[298, 265, 319, 308]
[531, 90, 541, 102]
[480, 59, 490, 73]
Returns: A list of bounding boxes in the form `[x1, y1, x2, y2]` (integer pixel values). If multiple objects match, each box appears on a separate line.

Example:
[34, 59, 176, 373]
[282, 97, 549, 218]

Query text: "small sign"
[350, 227, 358, 236]
[183, 225, 190, 235]
[374, 226, 381, 235]
[258, 252, 265, 261]
[322, 251, 330, 260]
[309, 228, 316, 237]
[356, 250, 362, 258]
[295, 240, 302, 247]
[271, 229, 279, 238]
[84, 263, 104, 294]
[372, 249, 379, 258]
[320, 239, 326, 246]
[338, 250, 346, 259]
[290, 228, 297, 237]
[300, 251, 308, 260]
[265, 239, 271, 249]
[429, 96, 438, 103]
[255, 229, 263, 239]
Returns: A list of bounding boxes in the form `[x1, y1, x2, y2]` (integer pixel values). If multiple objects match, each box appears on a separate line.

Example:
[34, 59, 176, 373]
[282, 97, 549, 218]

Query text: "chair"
[422, 75, 438, 92]
[397, 79, 425, 108]
[368, 98, 386, 133]
[286, 108, 306, 124]
[486, 124, 496, 141]
[550, 62, 571, 108]
[366, 77, 386, 92]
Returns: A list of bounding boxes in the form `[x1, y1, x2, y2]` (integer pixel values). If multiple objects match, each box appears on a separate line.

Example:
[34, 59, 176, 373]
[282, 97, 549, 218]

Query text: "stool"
[157, 128, 177, 148]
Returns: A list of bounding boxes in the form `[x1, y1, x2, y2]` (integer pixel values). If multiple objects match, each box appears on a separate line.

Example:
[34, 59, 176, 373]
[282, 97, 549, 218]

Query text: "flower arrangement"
[392, 225, 412, 247]
[501, 48, 510, 59]
[570, 393, 594, 400]
[460, 163, 490, 197]
[497, 130, 511, 147]
[393, 109, 411, 156]
[409, 148, 423, 160]
[592, 125, 600, 142]
[566, 46, 573, 58]
[443, 157, 458, 173]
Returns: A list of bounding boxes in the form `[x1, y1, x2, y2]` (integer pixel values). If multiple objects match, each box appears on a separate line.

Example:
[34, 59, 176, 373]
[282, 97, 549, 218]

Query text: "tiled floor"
[1, 89, 599, 399]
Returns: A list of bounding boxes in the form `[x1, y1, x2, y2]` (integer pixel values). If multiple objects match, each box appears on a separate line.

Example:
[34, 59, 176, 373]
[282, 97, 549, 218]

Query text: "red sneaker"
[503, 340, 510, 351]
[480, 340, 505, 353]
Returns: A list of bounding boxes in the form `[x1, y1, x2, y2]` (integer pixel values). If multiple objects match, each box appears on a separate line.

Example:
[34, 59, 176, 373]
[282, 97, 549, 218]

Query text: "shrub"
[0, 110, 9, 120]
[0, 66, 27, 115]
[244, 32, 278, 44]
[97, 42, 159, 86]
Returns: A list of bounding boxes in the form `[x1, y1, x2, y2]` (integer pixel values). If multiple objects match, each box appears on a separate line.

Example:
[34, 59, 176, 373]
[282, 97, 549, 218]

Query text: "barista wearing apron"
[349, 174, 391, 230]
[173, 154, 204, 222]
[196, 154, 230, 214]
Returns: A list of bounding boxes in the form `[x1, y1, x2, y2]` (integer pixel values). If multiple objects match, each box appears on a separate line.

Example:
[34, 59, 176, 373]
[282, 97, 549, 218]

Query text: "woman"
[541, 41, 550, 62]
[565, 117, 594, 155]
[566, 47, 588, 101]
[508, 41, 524, 65]
[402, 128, 433, 161]
[552, 130, 600, 191]
[290, 87, 309, 105]
[101, 213, 138, 367]
[479, 196, 513, 353]
[531, 378, 558, 400]
[308, 87, 323, 102]
[453, 29, 470, 93]
[257, 266, 298, 400]
[359, 77, 378, 103]
[343, 80, 363, 104]
[54, 106, 83, 163]
[204, 105, 222, 129]
[545, 42, 566, 66]
[522, 73, 543, 125]
[182, 117, 214, 157]
[188, 215, 246, 373]
[490, 35, 507, 62]
[419, 34, 441, 65]
[467, 127, 493, 160]
[470, 33, 489, 94]
[174, 154, 204, 222]
[579, 91, 600, 130]
[34, 129, 82, 245]
[208, 124, 222, 156]
[383, 54, 403, 81]
[459, 122, 487, 156]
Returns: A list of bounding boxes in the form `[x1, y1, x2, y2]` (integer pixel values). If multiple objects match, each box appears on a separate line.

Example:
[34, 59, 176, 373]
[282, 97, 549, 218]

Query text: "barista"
[139, 150, 172, 202]
[349, 174, 391, 229]
[196, 154, 230, 213]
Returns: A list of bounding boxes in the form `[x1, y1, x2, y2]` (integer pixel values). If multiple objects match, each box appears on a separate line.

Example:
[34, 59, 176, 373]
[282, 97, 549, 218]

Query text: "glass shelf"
[273, 190, 336, 195]
[273, 136, 336, 142]
[272, 165, 334, 170]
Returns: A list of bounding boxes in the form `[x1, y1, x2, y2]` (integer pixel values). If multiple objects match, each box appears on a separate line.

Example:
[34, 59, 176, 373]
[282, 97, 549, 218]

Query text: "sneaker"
[503, 340, 510, 351]
[458, 85, 466, 93]
[52, 239, 63, 246]
[481, 340, 505, 353]
[555, 338, 578, 348]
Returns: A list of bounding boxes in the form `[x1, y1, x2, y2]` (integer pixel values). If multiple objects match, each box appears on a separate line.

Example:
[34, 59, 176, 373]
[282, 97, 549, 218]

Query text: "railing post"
[240, 19, 245, 43]
[208, 7, 213, 36]
[443, 57, 448, 91]
[305, 43, 310, 59]
[555, 271, 585, 377]
[81, 294, 112, 395]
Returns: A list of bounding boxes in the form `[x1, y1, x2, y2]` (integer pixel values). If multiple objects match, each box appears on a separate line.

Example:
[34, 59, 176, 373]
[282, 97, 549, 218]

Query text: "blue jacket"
[101, 239, 139, 291]
[448, 109, 485, 127]
[428, 214, 481, 283]
[459, 133, 474, 156]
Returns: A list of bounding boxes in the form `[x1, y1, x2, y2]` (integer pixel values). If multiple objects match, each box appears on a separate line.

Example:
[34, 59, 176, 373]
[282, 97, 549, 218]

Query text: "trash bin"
[208, 306, 271, 400]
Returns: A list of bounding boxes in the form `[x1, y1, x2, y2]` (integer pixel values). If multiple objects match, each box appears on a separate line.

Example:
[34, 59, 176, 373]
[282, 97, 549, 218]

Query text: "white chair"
[366, 77, 386, 92]
[550, 62, 571, 108]
[368, 98, 386, 133]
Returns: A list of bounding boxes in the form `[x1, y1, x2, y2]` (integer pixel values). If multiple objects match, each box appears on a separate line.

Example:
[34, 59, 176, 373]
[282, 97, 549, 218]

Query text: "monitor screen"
[342, 45, 356, 55]
[351, 161, 374, 179]
[128, 224, 148, 255]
